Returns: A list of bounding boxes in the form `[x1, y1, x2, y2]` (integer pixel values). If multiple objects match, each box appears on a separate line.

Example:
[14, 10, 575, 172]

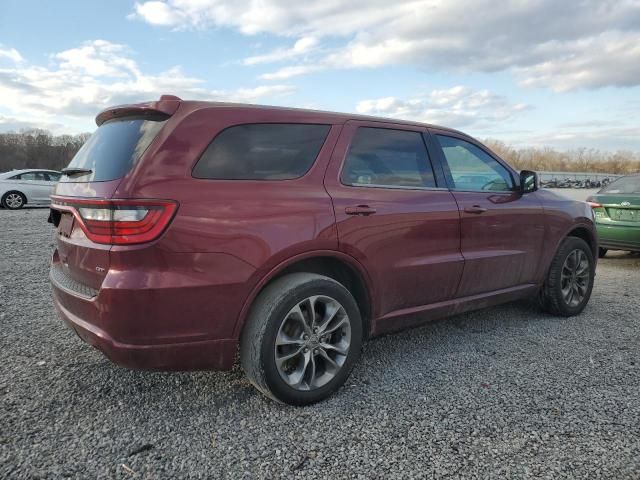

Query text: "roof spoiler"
[95, 95, 182, 126]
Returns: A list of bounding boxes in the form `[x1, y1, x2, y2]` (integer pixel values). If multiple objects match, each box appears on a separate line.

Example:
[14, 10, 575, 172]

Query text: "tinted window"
[341, 127, 436, 188]
[46, 173, 61, 182]
[436, 135, 514, 191]
[600, 175, 640, 194]
[193, 124, 331, 180]
[62, 116, 167, 182]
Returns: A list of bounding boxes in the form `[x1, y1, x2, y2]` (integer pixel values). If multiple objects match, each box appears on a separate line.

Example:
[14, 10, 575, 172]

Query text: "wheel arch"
[233, 250, 374, 340]
[566, 224, 597, 259]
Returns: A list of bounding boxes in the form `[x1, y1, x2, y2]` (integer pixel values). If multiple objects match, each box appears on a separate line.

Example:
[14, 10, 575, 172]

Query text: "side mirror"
[520, 170, 538, 193]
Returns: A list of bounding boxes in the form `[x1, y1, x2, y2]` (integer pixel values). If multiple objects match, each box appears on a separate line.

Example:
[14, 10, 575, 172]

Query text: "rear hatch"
[50, 103, 176, 291]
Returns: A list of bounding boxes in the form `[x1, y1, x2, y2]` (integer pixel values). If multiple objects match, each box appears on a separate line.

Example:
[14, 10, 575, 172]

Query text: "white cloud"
[515, 32, 640, 91]
[505, 125, 640, 151]
[0, 46, 23, 63]
[54, 40, 139, 78]
[0, 114, 62, 133]
[355, 86, 529, 130]
[0, 40, 295, 133]
[244, 37, 318, 65]
[260, 65, 322, 80]
[131, 0, 640, 91]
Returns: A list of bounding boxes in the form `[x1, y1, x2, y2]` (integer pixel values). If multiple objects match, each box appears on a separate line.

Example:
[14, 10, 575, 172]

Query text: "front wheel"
[540, 237, 595, 316]
[240, 273, 363, 405]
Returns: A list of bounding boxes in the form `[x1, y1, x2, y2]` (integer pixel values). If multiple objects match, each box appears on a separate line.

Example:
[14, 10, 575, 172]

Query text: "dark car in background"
[49, 96, 597, 404]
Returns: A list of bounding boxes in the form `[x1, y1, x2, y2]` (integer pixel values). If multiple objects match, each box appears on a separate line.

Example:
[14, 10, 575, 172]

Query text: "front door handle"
[345, 205, 377, 216]
[464, 205, 488, 214]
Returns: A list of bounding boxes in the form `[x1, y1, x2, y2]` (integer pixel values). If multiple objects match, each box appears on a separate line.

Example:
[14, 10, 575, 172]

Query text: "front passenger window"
[436, 135, 514, 192]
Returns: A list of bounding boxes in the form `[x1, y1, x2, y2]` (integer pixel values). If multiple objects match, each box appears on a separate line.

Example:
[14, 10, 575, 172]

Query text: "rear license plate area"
[609, 208, 639, 222]
[58, 213, 75, 237]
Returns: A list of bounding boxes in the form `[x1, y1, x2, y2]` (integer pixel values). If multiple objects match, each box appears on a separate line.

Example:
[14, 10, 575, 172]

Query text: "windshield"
[600, 175, 640, 195]
[61, 115, 167, 182]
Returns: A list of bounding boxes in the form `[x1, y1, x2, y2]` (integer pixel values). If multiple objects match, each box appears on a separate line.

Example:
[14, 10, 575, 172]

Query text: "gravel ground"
[1, 207, 639, 479]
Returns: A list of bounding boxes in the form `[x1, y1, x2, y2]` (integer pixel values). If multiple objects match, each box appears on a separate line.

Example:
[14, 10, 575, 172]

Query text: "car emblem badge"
[620, 201, 631, 206]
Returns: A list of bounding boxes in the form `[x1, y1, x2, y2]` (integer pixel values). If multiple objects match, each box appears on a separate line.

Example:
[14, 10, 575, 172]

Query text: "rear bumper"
[50, 249, 255, 371]
[596, 223, 640, 251]
[53, 291, 237, 370]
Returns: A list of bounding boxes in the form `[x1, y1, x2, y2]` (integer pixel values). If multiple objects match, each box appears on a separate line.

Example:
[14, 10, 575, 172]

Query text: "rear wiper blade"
[61, 167, 92, 176]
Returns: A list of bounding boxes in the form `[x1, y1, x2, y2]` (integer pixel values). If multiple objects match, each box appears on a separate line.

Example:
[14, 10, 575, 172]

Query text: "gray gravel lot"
[1, 207, 639, 479]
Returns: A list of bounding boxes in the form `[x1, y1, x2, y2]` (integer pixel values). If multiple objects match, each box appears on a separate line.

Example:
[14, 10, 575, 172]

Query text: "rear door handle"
[345, 205, 377, 216]
[464, 205, 488, 214]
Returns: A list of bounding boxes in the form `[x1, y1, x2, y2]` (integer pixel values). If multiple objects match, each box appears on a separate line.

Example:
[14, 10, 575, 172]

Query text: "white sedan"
[0, 169, 61, 209]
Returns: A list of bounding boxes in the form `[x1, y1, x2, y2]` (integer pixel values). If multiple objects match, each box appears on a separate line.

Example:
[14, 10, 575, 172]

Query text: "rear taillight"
[50, 196, 178, 245]
[586, 197, 602, 209]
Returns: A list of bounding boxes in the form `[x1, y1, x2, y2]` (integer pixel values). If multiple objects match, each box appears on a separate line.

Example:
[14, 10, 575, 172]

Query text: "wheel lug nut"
[303, 334, 309, 340]
[303, 347, 309, 353]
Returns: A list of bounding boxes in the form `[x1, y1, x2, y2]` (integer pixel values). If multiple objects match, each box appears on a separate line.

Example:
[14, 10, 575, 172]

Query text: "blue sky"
[1, 0, 639, 151]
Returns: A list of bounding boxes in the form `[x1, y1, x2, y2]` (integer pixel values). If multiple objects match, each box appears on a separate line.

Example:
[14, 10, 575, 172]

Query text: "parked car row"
[0, 169, 61, 209]
[541, 177, 613, 189]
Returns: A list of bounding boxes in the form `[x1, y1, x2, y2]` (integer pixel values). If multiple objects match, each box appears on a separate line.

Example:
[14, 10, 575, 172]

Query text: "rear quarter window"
[192, 123, 331, 180]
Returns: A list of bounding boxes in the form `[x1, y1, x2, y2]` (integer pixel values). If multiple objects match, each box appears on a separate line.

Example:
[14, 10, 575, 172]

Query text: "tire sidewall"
[259, 278, 363, 405]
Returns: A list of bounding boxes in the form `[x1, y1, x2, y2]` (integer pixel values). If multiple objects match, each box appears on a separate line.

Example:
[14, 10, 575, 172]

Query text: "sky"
[0, 0, 639, 151]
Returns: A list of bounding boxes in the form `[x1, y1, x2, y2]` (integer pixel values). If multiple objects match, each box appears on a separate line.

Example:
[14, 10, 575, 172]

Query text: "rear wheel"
[540, 237, 595, 316]
[240, 273, 363, 405]
[1, 191, 26, 210]
[598, 248, 608, 258]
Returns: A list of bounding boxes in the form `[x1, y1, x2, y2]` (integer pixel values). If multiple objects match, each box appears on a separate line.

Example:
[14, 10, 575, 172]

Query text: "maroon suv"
[50, 95, 597, 405]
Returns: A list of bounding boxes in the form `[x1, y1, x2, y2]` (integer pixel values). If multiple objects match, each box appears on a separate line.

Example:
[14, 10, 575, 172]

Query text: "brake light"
[586, 201, 602, 208]
[50, 196, 178, 245]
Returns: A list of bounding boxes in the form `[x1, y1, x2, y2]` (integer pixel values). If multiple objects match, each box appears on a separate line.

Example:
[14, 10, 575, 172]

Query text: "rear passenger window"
[341, 127, 436, 188]
[193, 124, 331, 180]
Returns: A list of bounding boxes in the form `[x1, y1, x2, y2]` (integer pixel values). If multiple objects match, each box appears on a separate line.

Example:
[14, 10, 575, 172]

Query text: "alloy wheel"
[5, 193, 23, 209]
[560, 249, 590, 307]
[274, 295, 351, 391]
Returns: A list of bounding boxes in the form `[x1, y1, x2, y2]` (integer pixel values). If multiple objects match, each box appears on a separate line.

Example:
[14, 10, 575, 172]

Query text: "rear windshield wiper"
[61, 167, 93, 176]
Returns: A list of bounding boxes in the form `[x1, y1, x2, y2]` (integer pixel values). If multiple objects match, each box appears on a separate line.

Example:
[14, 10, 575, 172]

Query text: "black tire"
[1, 191, 26, 210]
[598, 248, 608, 258]
[240, 273, 363, 405]
[540, 237, 595, 316]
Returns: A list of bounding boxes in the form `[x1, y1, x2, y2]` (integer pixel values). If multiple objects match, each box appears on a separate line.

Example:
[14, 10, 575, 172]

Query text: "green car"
[587, 174, 640, 257]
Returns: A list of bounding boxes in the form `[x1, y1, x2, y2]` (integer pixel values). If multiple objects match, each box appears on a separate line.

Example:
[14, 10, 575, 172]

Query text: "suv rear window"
[192, 124, 331, 180]
[61, 115, 167, 182]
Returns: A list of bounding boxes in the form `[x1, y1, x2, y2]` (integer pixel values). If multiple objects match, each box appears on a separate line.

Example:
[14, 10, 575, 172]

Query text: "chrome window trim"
[341, 182, 450, 192]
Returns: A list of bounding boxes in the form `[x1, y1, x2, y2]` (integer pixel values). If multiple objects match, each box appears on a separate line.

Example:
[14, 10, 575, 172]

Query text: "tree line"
[485, 140, 640, 174]
[1, 129, 639, 175]
[0, 130, 90, 173]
